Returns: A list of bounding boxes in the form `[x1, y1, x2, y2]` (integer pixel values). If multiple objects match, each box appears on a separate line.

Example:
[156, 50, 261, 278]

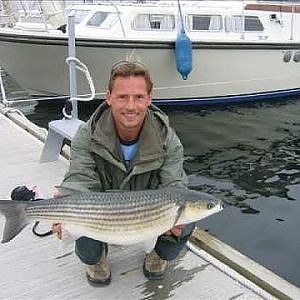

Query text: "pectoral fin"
[173, 204, 185, 227]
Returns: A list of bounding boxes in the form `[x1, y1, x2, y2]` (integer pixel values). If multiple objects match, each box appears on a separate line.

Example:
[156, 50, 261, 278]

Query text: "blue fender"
[175, 29, 193, 80]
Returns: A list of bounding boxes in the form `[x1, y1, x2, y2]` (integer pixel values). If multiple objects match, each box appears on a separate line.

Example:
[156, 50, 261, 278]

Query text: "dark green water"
[27, 97, 300, 288]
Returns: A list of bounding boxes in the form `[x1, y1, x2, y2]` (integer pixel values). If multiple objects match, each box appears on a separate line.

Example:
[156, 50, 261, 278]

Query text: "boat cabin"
[68, 1, 299, 42]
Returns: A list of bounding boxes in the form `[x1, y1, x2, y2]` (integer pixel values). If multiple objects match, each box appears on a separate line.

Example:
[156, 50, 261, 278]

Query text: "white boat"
[0, 0, 300, 105]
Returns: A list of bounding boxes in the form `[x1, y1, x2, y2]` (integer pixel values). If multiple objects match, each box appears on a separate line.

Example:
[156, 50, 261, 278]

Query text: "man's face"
[106, 76, 152, 140]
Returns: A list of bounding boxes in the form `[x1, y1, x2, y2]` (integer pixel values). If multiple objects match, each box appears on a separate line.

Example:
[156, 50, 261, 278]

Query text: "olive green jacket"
[59, 102, 187, 193]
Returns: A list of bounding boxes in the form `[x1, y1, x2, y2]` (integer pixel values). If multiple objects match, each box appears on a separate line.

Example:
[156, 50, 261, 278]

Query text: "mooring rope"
[65, 56, 96, 102]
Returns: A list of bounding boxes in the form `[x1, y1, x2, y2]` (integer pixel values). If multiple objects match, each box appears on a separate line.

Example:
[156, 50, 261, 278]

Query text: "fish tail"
[0, 200, 29, 243]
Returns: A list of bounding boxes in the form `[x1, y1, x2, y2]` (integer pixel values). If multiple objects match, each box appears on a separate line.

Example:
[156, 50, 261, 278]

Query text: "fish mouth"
[214, 201, 223, 211]
[216, 201, 223, 208]
[218, 202, 224, 211]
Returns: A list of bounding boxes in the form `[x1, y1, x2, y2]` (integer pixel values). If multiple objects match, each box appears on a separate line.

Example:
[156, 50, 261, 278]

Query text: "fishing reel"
[10, 185, 52, 237]
[11, 185, 36, 201]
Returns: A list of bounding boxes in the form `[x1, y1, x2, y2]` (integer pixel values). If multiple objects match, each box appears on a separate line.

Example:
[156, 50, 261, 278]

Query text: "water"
[25, 97, 300, 288]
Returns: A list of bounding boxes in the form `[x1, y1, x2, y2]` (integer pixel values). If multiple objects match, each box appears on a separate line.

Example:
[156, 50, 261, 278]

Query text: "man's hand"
[165, 224, 186, 237]
[52, 223, 63, 240]
[52, 189, 62, 239]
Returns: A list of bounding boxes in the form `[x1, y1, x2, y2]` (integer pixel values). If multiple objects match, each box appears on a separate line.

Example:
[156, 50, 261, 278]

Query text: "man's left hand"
[165, 224, 186, 237]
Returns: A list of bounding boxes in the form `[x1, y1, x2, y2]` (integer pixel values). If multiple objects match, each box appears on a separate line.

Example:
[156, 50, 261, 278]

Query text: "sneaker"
[143, 250, 168, 280]
[86, 255, 111, 286]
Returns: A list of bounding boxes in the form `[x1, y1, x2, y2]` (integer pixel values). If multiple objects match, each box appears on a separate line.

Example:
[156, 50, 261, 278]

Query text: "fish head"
[175, 189, 223, 224]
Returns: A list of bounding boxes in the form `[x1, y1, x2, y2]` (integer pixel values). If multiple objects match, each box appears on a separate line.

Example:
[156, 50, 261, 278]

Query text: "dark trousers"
[75, 223, 195, 265]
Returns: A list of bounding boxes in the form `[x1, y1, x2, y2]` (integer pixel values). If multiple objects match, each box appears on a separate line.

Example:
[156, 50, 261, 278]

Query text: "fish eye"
[207, 203, 215, 209]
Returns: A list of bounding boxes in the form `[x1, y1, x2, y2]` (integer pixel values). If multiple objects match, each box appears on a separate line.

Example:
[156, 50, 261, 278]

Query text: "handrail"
[107, 0, 126, 38]
[36, 0, 49, 32]
[290, 5, 295, 40]
[0, 67, 8, 105]
[241, 0, 245, 40]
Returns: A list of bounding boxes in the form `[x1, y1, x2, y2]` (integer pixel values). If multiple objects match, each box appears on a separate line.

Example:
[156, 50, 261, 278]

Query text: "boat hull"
[0, 32, 300, 104]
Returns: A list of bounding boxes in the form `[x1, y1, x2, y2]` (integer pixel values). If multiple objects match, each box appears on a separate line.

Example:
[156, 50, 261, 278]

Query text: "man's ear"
[106, 90, 111, 105]
[147, 92, 153, 106]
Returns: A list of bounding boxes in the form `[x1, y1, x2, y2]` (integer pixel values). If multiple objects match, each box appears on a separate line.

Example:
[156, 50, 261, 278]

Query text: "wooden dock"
[0, 108, 299, 300]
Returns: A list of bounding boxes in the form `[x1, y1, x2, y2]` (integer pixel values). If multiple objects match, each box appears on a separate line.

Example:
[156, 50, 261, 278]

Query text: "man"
[53, 61, 195, 285]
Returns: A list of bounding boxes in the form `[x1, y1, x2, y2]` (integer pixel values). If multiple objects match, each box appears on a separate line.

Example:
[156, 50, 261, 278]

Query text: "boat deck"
[0, 109, 293, 300]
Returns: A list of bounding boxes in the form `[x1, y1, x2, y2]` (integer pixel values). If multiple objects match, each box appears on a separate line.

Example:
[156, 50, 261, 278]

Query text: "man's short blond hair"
[108, 61, 153, 94]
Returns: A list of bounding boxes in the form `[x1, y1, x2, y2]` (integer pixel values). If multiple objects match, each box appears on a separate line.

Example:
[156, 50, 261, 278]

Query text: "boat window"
[132, 14, 175, 31]
[188, 15, 222, 31]
[231, 16, 264, 32]
[70, 9, 90, 24]
[86, 12, 118, 29]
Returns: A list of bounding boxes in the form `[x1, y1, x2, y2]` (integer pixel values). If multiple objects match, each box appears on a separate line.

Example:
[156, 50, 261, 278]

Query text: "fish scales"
[59, 215, 172, 233]
[25, 190, 178, 222]
[26, 206, 175, 230]
[26, 205, 175, 226]
[27, 191, 178, 209]
[26, 197, 173, 210]
[25, 201, 174, 218]
[26, 204, 177, 233]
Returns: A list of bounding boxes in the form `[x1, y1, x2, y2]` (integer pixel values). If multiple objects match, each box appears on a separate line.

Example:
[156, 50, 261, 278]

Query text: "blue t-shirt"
[120, 140, 140, 166]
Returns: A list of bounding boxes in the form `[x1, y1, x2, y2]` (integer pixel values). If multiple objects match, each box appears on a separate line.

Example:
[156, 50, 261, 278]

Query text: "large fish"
[0, 188, 222, 246]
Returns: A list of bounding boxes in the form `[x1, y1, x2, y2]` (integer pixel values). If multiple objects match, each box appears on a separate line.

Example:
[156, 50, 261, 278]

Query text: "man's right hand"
[52, 189, 62, 239]
[52, 223, 63, 240]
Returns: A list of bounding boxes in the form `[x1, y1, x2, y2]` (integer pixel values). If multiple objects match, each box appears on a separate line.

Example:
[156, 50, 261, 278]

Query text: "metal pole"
[0, 67, 8, 106]
[68, 12, 78, 119]
[36, 0, 49, 32]
[290, 5, 295, 41]
[241, 1, 245, 40]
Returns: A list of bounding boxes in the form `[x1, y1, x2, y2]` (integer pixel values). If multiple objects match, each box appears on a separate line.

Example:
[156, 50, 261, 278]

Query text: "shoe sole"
[143, 264, 166, 280]
[86, 272, 112, 286]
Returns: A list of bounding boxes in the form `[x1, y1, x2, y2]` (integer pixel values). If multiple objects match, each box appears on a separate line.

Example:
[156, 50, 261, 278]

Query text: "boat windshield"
[86, 12, 118, 29]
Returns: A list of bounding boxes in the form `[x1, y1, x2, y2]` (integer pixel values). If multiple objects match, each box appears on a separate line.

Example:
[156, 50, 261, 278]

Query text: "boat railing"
[0, 0, 18, 27]
[0, 67, 8, 106]
[0, 0, 66, 32]
[290, 5, 295, 40]
[106, 0, 126, 38]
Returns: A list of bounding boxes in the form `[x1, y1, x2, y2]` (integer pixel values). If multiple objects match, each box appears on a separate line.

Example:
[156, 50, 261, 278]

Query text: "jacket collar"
[91, 103, 166, 164]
